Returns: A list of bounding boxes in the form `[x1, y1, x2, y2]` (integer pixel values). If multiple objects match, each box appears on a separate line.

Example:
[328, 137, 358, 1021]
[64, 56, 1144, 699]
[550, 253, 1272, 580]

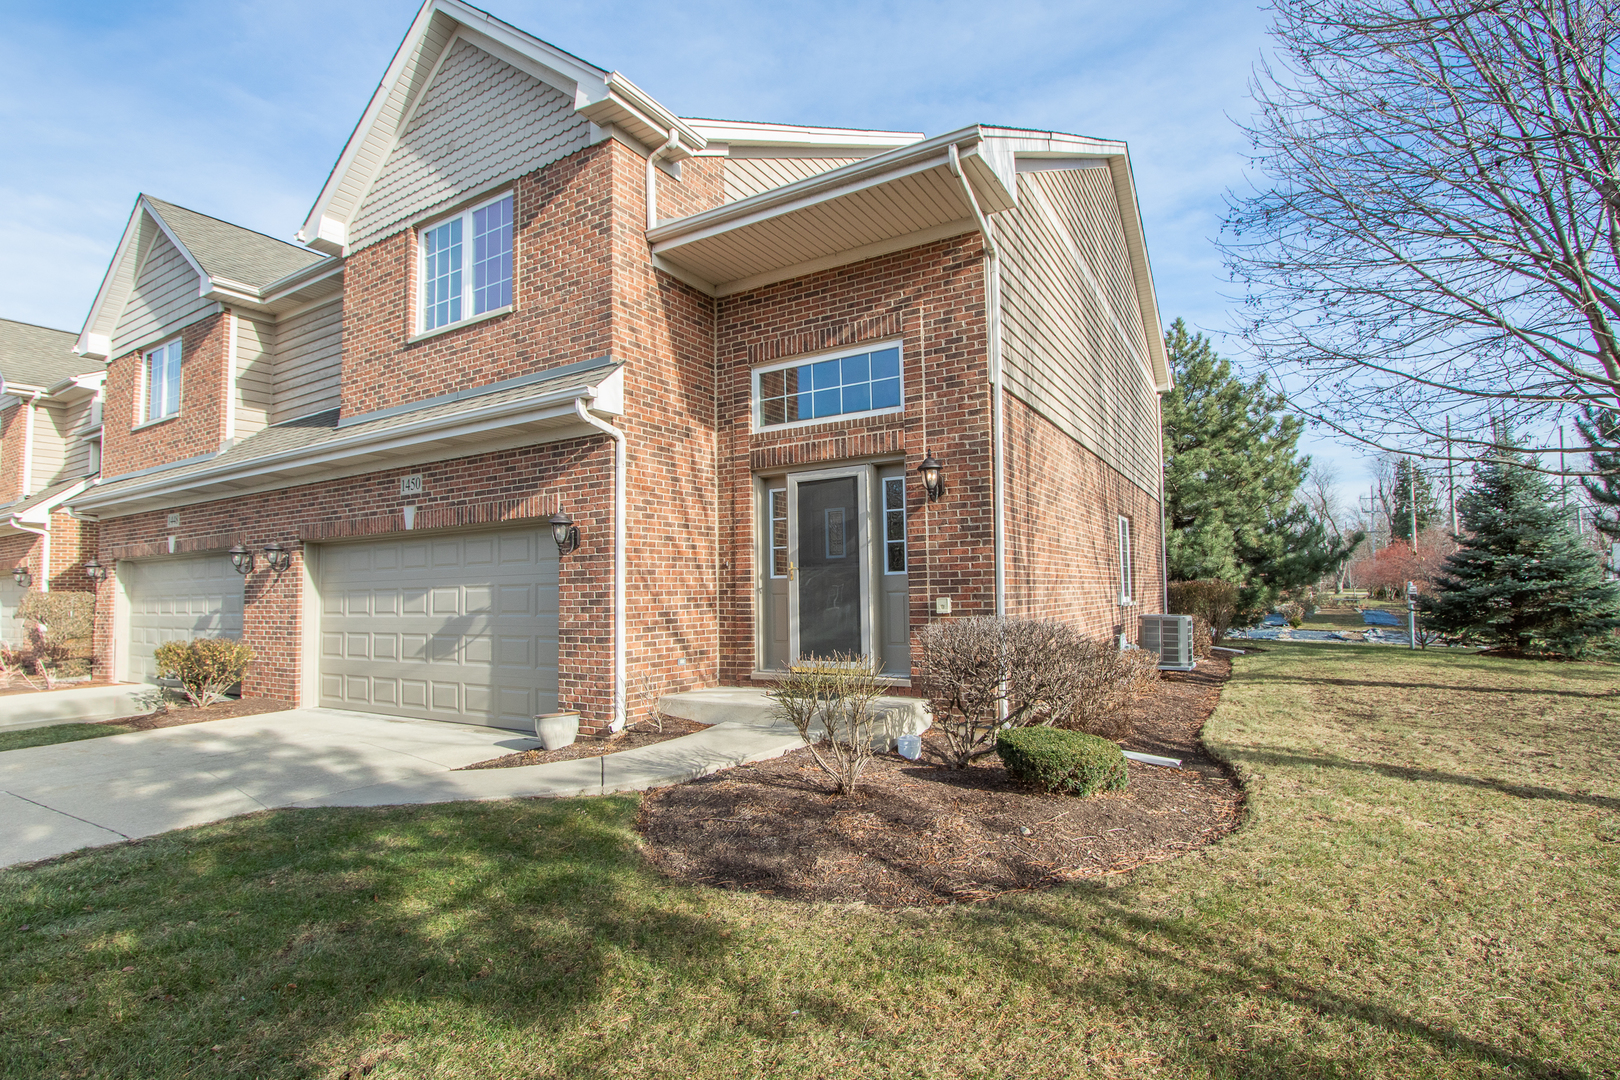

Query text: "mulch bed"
[637, 656, 1241, 906]
[460, 716, 712, 770]
[99, 696, 291, 731]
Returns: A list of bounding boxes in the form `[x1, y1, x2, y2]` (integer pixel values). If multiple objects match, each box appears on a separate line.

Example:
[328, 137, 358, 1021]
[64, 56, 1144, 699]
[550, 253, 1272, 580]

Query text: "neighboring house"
[0, 318, 104, 643]
[68, 0, 1170, 732]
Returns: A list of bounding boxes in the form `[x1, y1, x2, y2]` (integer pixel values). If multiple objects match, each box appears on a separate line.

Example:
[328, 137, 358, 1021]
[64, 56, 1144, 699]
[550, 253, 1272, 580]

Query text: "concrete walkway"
[0, 696, 826, 869]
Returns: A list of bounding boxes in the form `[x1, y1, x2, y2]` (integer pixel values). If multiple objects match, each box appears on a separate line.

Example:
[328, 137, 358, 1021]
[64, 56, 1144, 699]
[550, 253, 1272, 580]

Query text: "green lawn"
[3, 644, 1617, 1078]
[0, 722, 133, 754]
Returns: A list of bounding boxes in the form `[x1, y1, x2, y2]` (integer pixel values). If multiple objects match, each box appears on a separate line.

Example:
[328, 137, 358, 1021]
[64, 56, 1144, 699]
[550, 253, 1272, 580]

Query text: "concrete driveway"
[0, 708, 540, 868]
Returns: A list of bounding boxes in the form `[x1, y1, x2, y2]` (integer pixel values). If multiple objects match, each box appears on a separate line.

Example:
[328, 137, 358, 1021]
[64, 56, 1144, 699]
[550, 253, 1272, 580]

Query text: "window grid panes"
[1118, 516, 1133, 602]
[145, 340, 181, 422]
[420, 193, 513, 333]
[884, 477, 907, 574]
[756, 345, 902, 428]
[769, 489, 788, 577]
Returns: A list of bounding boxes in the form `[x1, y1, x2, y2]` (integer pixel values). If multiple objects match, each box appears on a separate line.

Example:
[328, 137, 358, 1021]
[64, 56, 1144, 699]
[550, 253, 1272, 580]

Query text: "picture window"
[419, 192, 513, 332]
[753, 343, 902, 430]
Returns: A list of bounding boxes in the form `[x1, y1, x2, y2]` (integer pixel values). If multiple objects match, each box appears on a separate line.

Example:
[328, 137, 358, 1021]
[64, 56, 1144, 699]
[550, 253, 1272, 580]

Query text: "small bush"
[769, 653, 885, 796]
[1190, 614, 1214, 659]
[1167, 579, 1241, 641]
[18, 591, 94, 646]
[1052, 640, 1158, 741]
[996, 727, 1128, 796]
[153, 638, 253, 707]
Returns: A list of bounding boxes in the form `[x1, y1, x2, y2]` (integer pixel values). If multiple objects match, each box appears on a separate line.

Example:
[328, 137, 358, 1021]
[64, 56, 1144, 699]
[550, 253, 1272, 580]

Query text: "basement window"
[419, 192, 513, 333]
[753, 342, 903, 431]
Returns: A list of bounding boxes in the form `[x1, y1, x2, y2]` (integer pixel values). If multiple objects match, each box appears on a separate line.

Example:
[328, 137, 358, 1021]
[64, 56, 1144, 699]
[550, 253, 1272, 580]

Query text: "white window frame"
[751, 339, 905, 433]
[140, 338, 182, 424]
[1117, 515, 1134, 604]
[882, 476, 908, 575]
[416, 190, 515, 335]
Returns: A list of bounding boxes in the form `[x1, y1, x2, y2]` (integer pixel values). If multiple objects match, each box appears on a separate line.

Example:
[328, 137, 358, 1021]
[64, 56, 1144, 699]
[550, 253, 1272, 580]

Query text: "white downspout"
[948, 144, 1005, 618]
[573, 397, 627, 732]
[645, 129, 681, 231]
[20, 393, 38, 498]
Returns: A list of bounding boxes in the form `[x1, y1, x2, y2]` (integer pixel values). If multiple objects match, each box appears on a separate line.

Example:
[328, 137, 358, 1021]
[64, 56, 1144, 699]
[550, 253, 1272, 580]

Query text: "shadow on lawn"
[1247, 673, 1620, 700]
[1235, 748, 1620, 811]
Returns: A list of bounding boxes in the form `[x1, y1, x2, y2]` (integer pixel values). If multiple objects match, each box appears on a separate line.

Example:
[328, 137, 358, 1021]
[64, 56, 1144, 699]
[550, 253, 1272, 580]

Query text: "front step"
[660, 686, 931, 749]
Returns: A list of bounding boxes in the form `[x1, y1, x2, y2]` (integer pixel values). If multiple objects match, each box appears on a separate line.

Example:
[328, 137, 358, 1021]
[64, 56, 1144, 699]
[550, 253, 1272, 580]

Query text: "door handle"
[788, 561, 796, 581]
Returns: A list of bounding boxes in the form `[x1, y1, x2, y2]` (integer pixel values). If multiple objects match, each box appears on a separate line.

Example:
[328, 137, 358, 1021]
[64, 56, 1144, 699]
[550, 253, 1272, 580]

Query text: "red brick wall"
[1002, 389, 1164, 643]
[593, 144, 725, 711]
[0, 533, 36, 593]
[339, 143, 619, 418]
[714, 232, 995, 683]
[91, 439, 615, 726]
[46, 512, 97, 594]
[0, 403, 26, 503]
[101, 313, 228, 478]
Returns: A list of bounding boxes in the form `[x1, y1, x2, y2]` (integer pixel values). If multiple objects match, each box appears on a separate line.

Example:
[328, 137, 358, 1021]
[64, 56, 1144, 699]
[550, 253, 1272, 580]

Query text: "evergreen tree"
[1162, 319, 1359, 611]
[1423, 446, 1620, 657]
[1576, 405, 1620, 542]
[1387, 458, 1439, 543]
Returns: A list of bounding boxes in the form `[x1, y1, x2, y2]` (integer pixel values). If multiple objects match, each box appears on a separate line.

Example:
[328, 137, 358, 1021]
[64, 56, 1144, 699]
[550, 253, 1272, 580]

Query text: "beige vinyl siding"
[271, 300, 343, 423]
[58, 398, 97, 480]
[111, 231, 218, 359]
[235, 315, 275, 440]
[998, 168, 1161, 496]
[28, 404, 67, 492]
[349, 38, 590, 250]
[723, 156, 863, 202]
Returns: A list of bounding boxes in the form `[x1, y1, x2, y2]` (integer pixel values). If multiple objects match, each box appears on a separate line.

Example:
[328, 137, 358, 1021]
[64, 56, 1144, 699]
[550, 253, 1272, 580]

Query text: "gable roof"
[298, 0, 705, 255]
[0, 318, 98, 393]
[76, 195, 340, 360]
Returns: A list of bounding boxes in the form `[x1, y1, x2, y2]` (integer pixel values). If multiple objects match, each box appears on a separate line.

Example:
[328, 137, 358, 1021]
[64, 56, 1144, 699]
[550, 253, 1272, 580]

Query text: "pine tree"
[1387, 458, 1439, 543]
[1161, 320, 1359, 611]
[1577, 405, 1620, 542]
[1423, 446, 1620, 657]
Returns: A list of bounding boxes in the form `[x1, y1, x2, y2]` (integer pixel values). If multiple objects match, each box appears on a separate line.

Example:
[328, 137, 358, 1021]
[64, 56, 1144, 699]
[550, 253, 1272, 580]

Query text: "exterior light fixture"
[548, 511, 580, 556]
[918, 450, 945, 502]
[84, 558, 108, 583]
[228, 544, 254, 575]
[11, 566, 31, 589]
[262, 542, 292, 573]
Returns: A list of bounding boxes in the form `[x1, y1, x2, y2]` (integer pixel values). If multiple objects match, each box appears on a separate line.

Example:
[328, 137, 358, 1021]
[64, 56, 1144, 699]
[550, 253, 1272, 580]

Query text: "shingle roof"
[0, 476, 91, 519]
[144, 197, 330, 291]
[0, 318, 98, 391]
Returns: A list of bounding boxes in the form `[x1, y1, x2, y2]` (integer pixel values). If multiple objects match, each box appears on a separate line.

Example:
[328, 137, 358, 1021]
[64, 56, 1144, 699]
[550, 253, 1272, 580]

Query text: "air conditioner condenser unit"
[1139, 614, 1196, 671]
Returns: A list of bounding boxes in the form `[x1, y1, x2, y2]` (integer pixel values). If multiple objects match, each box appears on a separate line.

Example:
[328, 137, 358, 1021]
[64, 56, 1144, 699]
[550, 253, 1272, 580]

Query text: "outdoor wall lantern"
[83, 558, 108, 584]
[11, 566, 31, 589]
[918, 450, 946, 502]
[549, 511, 580, 556]
[228, 544, 254, 575]
[262, 542, 292, 573]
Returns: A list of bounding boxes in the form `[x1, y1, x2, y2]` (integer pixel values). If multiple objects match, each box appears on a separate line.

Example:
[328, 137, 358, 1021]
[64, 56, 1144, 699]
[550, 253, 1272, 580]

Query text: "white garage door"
[0, 577, 26, 647]
[125, 555, 245, 682]
[317, 527, 559, 729]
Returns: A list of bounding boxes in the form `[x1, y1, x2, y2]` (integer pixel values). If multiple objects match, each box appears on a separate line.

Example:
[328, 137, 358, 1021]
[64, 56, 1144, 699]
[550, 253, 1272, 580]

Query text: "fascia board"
[683, 118, 923, 149]
[594, 73, 704, 151]
[260, 258, 344, 304]
[13, 480, 92, 525]
[71, 382, 609, 513]
[648, 126, 993, 251]
[75, 201, 147, 358]
[1104, 154, 1170, 391]
[439, 0, 606, 87]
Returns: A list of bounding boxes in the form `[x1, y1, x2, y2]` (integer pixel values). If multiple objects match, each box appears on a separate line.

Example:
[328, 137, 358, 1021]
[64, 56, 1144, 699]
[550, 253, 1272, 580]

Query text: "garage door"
[317, 527, 559, 729]
[0, 577, 26, 647]
[125, 555, 245, 682]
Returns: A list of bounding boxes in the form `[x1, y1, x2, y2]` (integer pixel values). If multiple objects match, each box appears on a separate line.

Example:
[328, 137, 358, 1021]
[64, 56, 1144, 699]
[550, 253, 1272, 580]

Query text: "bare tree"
[1226, 0, 1620, 469]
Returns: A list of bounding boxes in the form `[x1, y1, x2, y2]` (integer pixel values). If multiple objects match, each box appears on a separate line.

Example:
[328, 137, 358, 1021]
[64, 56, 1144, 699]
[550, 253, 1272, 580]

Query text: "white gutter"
[948, 143, 1006, 618]
[646, 128, 681, 231]
[8, 519, 48, 592]
[571, 397, 627, 733]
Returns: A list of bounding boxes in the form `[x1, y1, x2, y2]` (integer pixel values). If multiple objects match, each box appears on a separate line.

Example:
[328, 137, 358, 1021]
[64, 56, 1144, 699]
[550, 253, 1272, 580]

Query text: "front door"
[787, 467, 873, 661]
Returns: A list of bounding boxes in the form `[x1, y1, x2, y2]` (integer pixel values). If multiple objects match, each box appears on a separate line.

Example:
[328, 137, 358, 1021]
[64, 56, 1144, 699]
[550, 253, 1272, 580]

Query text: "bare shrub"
[1167, 579, 1241, 641]
[1051, 641, 1159, 741]
[1190, 614, 1214, 659]
[153, 638, 253, 707]
[634, 671, 670, 733]
[768, 654, 886, 796]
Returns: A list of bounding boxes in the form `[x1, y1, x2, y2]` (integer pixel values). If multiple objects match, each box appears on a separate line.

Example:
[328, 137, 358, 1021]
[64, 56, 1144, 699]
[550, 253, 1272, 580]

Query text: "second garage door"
[317, 528, 559, 729]
[125, 555, 245, 683]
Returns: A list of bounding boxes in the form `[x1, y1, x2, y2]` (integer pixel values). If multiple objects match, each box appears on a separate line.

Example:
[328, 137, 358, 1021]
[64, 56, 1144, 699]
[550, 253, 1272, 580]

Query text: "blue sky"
[0, 0, 1374, 500]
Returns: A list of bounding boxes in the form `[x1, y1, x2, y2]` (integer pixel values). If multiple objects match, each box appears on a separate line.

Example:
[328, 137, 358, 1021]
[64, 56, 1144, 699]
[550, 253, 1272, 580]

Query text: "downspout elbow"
[646, 128, 682, 232]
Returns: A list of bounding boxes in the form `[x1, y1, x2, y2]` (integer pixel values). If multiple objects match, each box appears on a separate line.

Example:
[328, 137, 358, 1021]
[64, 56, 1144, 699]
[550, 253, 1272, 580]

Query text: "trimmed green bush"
[152, 638, 253, 707]
[995, 726, 1128, 797]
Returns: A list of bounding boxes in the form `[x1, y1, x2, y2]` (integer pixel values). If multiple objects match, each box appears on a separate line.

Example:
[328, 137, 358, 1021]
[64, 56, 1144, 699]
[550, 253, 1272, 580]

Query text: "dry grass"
[1, 643, 1616, 1078]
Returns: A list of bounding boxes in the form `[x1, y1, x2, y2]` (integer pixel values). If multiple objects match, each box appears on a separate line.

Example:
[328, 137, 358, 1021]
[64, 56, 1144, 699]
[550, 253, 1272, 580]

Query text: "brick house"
[68, 0, 1171, 733]
[0, 318, 104, 642]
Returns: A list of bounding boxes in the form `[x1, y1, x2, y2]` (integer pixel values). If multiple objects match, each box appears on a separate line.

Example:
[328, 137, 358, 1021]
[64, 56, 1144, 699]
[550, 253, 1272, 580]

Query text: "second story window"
[144, 339, 181, 422]
[420, 192, 514, 333]
[753, 342, 903, 430]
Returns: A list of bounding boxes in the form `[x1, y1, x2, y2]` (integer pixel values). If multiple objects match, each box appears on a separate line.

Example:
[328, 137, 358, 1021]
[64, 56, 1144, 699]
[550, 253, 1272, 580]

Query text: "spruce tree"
[1161, 320, 1359, 612]
[1423, 447, 1620, 657]
[1387, 458, 1439, 543]
[1577, 405, 1620, 542]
